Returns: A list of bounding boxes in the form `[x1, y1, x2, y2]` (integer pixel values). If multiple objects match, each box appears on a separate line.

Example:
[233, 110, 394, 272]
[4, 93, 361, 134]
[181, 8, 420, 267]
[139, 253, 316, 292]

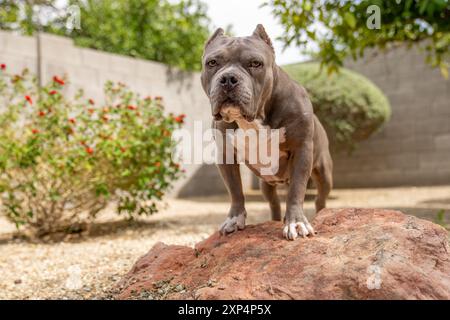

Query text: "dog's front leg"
[283, 141, 315, 240]
[217, 163, 247, 235]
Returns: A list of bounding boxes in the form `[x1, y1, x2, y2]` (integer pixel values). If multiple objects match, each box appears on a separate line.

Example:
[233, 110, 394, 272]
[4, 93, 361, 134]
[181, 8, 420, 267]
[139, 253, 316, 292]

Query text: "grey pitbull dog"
[200, 25, 333, 240]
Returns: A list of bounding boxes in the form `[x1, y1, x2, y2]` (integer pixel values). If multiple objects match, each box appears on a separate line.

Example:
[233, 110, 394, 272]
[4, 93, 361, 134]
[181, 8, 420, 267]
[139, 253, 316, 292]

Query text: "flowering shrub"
[0, 66, 184, 236]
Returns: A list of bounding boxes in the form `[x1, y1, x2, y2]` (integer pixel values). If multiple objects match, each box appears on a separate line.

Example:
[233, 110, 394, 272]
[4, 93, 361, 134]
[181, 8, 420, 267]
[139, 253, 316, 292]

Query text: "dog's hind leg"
[311, 161, 333, 213]
[260, 180, 282, 221]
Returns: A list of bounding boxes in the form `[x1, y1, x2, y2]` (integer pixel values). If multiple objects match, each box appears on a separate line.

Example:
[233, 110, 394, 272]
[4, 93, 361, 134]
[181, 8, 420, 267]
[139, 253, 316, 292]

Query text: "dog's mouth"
[213, 98, 254, 122]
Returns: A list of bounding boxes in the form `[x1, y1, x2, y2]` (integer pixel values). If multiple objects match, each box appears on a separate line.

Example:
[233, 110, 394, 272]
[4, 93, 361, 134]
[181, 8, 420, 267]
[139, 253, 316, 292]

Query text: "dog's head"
[201, 24, 276, 122]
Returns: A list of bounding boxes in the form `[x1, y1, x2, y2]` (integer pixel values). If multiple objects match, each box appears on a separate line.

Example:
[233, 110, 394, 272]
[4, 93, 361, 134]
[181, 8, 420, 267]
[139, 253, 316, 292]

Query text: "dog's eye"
[249, 60, 263, 68]
[207, 60, 217, 68]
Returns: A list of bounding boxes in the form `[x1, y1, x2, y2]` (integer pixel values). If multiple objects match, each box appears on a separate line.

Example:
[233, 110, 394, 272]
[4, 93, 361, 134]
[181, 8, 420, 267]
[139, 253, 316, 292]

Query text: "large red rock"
[114, 208, 450, 300]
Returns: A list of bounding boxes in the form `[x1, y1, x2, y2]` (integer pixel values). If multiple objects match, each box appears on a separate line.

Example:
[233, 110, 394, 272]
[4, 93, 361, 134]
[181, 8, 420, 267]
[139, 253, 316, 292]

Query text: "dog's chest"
[231, 119, 290, 185]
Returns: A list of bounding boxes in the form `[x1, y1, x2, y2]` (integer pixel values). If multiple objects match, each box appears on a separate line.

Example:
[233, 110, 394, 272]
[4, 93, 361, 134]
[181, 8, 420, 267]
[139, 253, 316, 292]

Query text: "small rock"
[174, 284, 184, 292]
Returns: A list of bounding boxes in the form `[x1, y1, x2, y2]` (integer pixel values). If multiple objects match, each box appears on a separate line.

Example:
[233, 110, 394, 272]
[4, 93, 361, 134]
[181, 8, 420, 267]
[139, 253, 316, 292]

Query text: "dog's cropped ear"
[252, 24, 274, 54]
[204, 27, 224, 49]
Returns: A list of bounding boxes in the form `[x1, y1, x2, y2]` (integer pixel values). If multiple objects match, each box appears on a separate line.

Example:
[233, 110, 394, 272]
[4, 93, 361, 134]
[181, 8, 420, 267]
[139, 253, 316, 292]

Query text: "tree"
[0, 0, 59, 34]
[267, 0, 450, 77]
[0, 0, 210, 71]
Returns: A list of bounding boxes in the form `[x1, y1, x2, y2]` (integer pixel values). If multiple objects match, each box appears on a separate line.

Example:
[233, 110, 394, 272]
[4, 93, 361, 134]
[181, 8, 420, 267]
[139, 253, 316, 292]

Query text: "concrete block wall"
[334, 45, 450, 187]
[2, 31, 448, 194]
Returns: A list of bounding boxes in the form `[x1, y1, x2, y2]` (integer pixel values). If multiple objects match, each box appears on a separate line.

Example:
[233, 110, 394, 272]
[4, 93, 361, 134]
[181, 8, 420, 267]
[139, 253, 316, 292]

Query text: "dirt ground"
[0, 185, 449, 299]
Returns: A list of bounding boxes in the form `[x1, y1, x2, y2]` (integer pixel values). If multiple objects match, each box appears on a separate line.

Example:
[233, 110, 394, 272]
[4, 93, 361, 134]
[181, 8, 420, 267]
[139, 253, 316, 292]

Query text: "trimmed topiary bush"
[283, 62, 391, 151]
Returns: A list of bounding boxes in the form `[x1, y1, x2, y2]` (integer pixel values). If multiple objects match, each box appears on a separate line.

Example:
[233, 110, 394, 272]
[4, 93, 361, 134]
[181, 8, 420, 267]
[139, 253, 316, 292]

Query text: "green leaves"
[284, 62, 391, 152]
[0, 67, 183, 235]
[344, 12, 356, 29]
[268, 0, 450, 76]
[435, 209, 449, 230]
[441, 62, 449, 79]
[71, 0, 210, 71]
[419, 0, 429, 14]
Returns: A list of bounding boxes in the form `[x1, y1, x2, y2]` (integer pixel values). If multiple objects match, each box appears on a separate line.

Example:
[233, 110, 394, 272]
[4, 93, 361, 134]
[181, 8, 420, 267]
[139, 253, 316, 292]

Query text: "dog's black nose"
[219, 74, 239, 90]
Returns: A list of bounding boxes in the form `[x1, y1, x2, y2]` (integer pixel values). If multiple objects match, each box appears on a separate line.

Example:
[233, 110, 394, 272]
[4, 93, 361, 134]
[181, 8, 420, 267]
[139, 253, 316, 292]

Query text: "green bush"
[283, 62, 391, 151]
[0, 66, 184, 236]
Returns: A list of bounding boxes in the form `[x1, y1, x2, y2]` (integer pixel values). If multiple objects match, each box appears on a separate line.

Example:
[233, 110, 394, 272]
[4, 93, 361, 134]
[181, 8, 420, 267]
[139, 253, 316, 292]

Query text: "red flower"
[32, 129, 39, 134]
[174, 114, 186, 123]
[49, 90, 58, 95]
[53, 76, 65, 85]
[127, 105, 137, 110]
[38, 111, 46, 117]
[0, 63, 5, 70]
[155, 161, 161, 167]
[88, 99, 95, 105]
[69, 118, 76, 124]
[85, 147, 94, 154]
[25, 95, 32, 105]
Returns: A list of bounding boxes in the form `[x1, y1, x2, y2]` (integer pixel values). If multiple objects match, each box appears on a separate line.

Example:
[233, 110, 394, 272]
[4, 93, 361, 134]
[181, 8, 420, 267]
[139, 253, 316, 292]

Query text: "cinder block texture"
[334, 45, 450, 187]
[2, 32, 446, 193]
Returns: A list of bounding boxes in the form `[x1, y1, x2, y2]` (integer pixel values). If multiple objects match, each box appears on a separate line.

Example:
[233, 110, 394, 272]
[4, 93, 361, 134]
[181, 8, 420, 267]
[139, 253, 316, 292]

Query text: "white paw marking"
[282, 221, 315, 240]
[219, 213, 246, 235]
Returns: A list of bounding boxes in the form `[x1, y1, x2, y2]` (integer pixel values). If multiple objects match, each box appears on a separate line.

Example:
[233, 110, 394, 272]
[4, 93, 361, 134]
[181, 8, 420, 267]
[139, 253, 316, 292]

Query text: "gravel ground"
[0, 185, 449, 299]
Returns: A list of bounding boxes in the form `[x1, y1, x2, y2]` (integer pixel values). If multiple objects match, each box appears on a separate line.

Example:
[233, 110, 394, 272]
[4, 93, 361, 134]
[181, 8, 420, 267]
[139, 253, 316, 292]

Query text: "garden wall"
[2, 31, 449, 194]
[335, 45, 450, 187]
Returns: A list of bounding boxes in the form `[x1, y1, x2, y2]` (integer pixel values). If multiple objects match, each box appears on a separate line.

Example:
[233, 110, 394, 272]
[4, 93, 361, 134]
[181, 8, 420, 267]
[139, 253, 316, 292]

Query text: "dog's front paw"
[282, 221, 315, 240]
[219, 212, 246, 235]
